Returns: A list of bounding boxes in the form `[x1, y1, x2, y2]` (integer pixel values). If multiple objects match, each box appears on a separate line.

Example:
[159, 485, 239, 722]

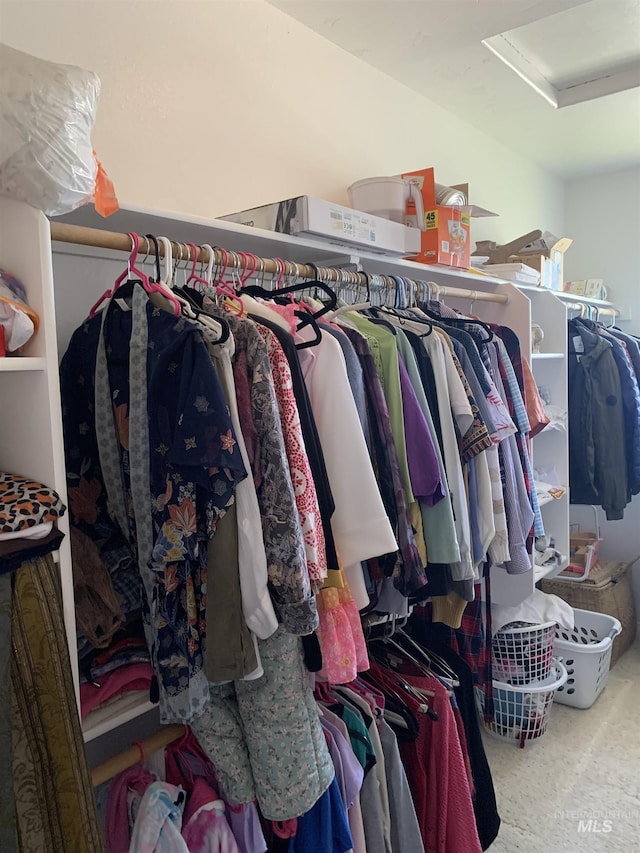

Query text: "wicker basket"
[541, 559, 637, 666]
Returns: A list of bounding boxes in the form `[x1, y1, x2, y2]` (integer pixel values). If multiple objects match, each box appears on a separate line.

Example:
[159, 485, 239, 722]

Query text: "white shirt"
[298, 327, 398, 569]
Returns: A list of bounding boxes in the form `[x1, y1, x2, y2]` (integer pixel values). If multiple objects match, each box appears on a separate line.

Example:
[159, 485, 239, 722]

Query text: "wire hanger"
[379, 277, 433, 336]
[89, 232, 182, 318]
[417, 281, 493, 341]
[209, 248, 245, 315]
[395, 627, 460, 687]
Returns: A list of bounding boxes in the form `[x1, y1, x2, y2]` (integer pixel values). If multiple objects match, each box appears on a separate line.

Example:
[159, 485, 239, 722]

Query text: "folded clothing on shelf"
[80, 661, 153, 718]
[0, 471, 65, 534]
[0, 526, 64, 574]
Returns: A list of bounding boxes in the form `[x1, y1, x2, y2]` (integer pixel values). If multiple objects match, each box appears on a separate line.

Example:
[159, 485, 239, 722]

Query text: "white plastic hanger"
[157, 237, 223, 340]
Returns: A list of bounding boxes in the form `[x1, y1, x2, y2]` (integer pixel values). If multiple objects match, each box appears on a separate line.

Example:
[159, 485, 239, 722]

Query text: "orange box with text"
[400, 167, 471, 268]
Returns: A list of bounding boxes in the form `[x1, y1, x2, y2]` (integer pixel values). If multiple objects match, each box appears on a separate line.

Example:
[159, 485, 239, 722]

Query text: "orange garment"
[522, 356, 550, 438]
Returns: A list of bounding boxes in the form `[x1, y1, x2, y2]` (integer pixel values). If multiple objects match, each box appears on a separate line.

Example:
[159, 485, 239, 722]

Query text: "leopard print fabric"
[0, 472, 66, 534]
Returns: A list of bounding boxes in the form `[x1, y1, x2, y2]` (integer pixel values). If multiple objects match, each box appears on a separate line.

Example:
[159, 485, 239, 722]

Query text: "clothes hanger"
[241, 262, 337, 317]
[267, 258, 325, 350]
[366, 615, 437, 698]
[367, 645, 439, 716]
[207, 248, 246, 316]
[89, 232, 181, 318]
[325, 269, 372, 319]
[373, 636, 437, 695]
[395, 627, 460, 687]
[417, 284, 494, 341]
[152, 237, 231, 343]
[241, 261, 338, 349]
[144, 233, 162, 284]
[378, 298, 433, 338]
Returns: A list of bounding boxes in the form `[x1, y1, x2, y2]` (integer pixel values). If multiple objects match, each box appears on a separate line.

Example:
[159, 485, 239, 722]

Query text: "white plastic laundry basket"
[476, 659, 568, 748]
[491, 621, 556, 684]
[554, 608, 622, 709]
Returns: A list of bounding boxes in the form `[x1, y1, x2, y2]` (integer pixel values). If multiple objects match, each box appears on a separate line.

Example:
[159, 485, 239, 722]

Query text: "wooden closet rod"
[49, 221, 510, 305]
[91, 723, 185, 787]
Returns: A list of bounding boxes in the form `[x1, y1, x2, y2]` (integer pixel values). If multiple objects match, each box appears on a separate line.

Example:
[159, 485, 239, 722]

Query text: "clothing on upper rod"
[54, 227, 540, 852]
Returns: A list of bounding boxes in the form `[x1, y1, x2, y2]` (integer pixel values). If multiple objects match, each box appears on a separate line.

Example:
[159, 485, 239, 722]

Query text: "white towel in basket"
[493, 589, 574, 634]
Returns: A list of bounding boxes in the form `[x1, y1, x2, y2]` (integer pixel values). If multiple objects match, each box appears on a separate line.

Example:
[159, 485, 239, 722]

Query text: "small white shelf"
[0, 357, 46, 372]
[82, 691, 156, 742]
[56, 203, 512, 289]
[517, 285, 615, 310]
[532, 352, 564, 361]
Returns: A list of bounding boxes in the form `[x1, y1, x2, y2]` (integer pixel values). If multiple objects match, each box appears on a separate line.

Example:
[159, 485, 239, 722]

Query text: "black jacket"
[568, 321, 629, 520]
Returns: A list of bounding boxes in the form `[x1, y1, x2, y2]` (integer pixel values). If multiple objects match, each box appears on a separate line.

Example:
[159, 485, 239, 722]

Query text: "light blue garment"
[129, 781, 189, 853]
[494, 338, 544, 539]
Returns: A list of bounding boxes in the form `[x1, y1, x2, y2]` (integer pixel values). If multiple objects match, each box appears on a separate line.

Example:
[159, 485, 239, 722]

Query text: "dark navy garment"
[61, 288, 246, 722]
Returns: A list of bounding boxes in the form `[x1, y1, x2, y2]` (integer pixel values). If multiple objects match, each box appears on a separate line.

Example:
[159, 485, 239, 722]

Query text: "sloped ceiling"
[268, 0, 640, 177]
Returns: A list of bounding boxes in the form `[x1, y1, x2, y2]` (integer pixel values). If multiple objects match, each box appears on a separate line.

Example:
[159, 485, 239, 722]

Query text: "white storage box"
[554, 609, 622, 709]
[219, 196, 421, 256]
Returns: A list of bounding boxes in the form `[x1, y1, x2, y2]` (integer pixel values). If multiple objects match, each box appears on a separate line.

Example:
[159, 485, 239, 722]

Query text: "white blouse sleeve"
[300, 328, 398, 567]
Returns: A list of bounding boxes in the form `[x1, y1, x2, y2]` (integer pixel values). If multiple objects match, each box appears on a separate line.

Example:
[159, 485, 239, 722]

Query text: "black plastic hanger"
[380, 305, 433, 337]
[145, 234, 162, 284]
[177, 284, 231, 344]
[241, 261, 338, 349]
[241, 265, 337, 317]
[364, 306, 398, 335]
[418, 304, 492, 342]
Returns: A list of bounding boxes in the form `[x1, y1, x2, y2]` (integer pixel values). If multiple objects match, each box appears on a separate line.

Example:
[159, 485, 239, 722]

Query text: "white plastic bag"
[0, 43, 101, 216]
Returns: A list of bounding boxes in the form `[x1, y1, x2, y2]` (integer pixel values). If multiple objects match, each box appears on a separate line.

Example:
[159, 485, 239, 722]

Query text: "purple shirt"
[398, 358, 445, 506]
[320, 715, 364, 810]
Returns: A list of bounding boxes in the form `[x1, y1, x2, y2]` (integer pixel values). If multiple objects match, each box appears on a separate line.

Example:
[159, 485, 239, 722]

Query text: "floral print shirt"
[61, 287, 246, 723]
[255, 324, 328, 584]
[203, 302, 318, 636]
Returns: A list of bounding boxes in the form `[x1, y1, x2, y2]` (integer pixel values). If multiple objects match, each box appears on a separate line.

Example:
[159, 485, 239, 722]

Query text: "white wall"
[565, 167, 640, 621]
[0, 0, 563, 244]
[565, 166, 640, 327]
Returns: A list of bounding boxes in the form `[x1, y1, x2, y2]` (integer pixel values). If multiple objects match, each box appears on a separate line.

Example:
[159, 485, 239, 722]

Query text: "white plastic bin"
[554, 609, 622, 709]
[476, 660, 568, 748]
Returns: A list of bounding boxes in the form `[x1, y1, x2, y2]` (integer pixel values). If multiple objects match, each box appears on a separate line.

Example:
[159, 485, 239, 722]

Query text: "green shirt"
[345, 312, 414, 505]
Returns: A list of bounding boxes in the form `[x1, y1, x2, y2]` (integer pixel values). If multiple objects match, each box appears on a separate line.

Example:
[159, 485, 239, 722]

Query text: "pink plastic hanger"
[89, 232, 181, 318]
[214, 248, 245, 315]
[185, 242, 210, 290]
[237, 251, 258, 289]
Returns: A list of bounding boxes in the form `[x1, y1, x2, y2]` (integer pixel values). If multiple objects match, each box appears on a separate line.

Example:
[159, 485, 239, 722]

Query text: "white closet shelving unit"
[525, 289, 570, 585]
[0, 198, 78, 701]
[1, 196, 569, 749]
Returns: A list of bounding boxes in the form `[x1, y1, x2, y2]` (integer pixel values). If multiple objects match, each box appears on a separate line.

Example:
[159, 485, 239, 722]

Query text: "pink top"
[182, 778, 241, 853]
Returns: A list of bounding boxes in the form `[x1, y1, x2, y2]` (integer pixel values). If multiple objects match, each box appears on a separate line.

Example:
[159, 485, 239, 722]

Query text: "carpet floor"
[483, 638, 640, 852]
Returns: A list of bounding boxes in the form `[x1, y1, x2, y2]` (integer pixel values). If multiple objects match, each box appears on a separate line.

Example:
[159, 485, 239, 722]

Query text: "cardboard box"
[219, 195, 421, 257]
[476, 230, 572, 290]
[565, 280, 607, 299]
[565, 279, 587, 296]
[400, 167, 471, 268]
[510, 232, 573, 291]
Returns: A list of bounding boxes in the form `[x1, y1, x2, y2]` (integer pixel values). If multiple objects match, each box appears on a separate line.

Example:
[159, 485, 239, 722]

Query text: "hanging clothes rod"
[49, 221, 510, 305]
[566, 301, 620, 317]
[90, 723, 185, 787]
